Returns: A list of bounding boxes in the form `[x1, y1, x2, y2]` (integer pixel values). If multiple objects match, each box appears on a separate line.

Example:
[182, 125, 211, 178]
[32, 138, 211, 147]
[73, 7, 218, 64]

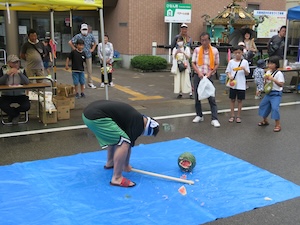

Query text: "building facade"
[0, 0, 293, 68]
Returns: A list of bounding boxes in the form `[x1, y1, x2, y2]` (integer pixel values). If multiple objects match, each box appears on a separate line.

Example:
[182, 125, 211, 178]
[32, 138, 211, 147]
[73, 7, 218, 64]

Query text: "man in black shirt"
[82, 100, 159, 188]
[267, 26, 286, 59]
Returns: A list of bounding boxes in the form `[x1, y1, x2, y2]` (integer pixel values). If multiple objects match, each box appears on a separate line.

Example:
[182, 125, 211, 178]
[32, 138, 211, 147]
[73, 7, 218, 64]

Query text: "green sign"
[164, 2, 192, 23]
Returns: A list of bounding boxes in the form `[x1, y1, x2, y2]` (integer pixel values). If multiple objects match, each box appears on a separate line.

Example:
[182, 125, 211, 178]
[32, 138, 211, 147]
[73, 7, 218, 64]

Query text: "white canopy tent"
[0, 0, 111, 99]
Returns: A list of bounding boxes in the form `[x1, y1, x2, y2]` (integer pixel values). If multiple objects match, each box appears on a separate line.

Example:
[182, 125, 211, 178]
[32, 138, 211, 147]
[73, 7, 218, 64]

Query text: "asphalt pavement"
[1, 61, 300, 225]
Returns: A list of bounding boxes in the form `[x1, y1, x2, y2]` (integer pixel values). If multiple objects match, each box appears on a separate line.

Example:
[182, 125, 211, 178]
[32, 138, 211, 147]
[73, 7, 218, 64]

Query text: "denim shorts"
[72, 71, 85, 85]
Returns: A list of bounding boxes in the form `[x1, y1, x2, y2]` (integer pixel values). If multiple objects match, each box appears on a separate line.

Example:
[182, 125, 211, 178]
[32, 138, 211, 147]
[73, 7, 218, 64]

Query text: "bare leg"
[80, 84, 85, 94]
[237, 100, 243, 118]
[124, 147, 132, 172]
[111, 142, 134, 186]
[275, 119, 281, 128]
[75, 84, 79, 94]
[230, 99, 235, 117]
[105, 145, 115, 167]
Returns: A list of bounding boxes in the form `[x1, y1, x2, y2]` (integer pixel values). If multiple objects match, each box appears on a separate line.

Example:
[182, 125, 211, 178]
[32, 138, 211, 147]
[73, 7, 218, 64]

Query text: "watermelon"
[178, 152, 196, 172]
[178, 185, 187, 195]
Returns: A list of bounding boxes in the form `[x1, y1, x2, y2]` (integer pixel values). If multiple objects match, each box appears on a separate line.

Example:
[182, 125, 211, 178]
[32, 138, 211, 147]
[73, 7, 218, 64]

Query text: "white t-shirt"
[265, 70, 285, 91]
[225, 59, 250, 90]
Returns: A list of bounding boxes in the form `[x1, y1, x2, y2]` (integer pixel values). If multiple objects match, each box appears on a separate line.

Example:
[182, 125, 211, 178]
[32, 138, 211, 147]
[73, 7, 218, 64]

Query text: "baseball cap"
[80, 23, 88, 30]
[7, 54, 20, 63]
[256, 59, 266, 68]
[181, 23, 188, 28]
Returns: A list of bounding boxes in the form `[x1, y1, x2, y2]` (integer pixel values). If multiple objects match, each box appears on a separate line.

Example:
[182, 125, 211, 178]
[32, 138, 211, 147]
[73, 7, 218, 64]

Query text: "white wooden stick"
[131, 168, 194, 185]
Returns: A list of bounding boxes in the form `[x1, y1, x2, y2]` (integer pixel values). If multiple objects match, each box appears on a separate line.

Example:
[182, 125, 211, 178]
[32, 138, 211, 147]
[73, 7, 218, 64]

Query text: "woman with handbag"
[98, 34, 114, 87]
[258, 56, 285, 132]
[171, 36, 193, 99]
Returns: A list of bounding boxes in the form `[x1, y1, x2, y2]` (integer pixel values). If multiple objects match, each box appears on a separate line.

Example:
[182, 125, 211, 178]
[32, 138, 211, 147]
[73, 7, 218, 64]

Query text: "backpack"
[268, 37, 283, 56]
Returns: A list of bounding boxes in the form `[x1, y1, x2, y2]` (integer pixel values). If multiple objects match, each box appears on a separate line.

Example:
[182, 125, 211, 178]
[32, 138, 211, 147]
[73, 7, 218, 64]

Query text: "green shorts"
[82, 114, 130, 149]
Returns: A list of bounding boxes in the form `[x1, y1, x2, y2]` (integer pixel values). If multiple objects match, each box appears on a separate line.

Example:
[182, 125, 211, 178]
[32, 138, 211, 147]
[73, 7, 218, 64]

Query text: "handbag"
[264, 70, 278, 94]
[32, 43, 45, 60]
[177, 46, 187, 72]
[177, 60, 186, 72]
[226, 60, 242, 89]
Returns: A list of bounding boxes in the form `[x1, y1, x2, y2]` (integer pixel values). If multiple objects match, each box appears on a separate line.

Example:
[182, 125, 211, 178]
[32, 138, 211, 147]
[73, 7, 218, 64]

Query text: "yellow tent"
[0, 0, 103, 11]
[0, 0, 113, 99]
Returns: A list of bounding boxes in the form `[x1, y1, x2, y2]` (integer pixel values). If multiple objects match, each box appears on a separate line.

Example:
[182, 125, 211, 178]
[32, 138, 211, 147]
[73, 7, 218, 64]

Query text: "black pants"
[193, 75, 218, 120]
[101, 73, 112, 83]
[0, 95, 30, 119]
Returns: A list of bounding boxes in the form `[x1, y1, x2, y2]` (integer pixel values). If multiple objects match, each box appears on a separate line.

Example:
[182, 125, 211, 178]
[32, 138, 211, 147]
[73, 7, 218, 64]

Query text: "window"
[247, 4, 259, 13]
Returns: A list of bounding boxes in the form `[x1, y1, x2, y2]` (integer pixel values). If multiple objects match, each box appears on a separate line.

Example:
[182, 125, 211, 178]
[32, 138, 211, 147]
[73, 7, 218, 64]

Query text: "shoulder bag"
[264, 70, 278, 94]
[226, 60, 242, 89]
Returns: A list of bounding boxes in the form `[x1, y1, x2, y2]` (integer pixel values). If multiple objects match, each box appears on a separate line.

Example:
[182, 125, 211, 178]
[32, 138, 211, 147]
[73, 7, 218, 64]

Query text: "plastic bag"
[197, 76, 215, 100]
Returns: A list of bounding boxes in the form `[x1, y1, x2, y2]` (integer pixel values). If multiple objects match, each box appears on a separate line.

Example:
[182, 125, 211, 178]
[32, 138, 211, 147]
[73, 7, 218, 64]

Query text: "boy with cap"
[82, 100, 159, 187]
[0, 55, 30, 124]
[69, 23, 97, 89]
[253, 59, 266, 99]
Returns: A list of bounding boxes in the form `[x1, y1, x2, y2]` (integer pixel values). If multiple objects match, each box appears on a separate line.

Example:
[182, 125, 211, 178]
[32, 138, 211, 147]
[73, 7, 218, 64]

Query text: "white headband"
[143, 116, 159, 136]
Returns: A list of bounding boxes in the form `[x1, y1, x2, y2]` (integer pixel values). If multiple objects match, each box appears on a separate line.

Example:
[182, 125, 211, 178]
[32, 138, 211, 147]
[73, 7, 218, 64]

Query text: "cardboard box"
[68, 97, 75, 109]
[39, 103, 57, 124]
[56, 84, 76, 97]
[53, 96, 70, 107]
[57, 105, 70, 120]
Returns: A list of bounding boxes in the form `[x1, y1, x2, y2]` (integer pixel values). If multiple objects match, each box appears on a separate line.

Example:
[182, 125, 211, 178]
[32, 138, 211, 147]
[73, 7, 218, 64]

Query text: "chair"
[0, 103, 29, 125]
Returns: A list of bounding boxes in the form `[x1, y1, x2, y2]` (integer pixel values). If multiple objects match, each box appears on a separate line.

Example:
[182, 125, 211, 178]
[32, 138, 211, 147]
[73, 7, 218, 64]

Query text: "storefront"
[16, 11, 99, 59]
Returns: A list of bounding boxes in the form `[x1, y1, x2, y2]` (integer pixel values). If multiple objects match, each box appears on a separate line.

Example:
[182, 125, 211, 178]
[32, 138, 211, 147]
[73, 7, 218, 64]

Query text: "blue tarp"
[288, 6, 300, 20]
[1, 138, 300, 225]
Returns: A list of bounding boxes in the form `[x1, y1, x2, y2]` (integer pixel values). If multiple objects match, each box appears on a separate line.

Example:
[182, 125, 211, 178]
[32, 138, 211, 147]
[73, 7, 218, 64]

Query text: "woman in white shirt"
[171, 36, 193, 99]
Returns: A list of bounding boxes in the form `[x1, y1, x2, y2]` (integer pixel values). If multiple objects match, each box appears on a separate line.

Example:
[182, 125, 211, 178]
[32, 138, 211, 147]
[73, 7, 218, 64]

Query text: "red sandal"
[110, 177, 136, 188]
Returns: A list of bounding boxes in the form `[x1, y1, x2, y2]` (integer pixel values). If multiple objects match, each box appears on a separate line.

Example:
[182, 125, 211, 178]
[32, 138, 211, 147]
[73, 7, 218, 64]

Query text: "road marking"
[1, 101, 300, 138]
[61, 69, 163, 100]
[92, 76, 163, 100]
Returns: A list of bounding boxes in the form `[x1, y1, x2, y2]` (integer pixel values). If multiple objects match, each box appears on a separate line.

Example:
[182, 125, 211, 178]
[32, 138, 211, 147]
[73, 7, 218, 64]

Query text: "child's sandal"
[273, 126, 281, 132]
[236, 117, 242, 123]
[258, 121, 269, 126]
[228, 117, 235, 123]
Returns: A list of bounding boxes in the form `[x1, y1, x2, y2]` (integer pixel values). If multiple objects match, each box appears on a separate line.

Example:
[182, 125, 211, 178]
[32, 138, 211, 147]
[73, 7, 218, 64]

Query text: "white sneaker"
[109, 82, 115, 87]
[254, 95, 261, 99]
[211, 120, 221, 128]
[192, 116, 204, 123]
[100, 83, 105, 88]
[88, 83, 96, 89]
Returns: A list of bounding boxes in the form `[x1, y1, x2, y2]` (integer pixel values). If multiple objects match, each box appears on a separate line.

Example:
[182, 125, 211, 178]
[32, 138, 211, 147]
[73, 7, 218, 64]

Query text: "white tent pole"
[99, 8, 108, 100]
[50, 10, 56, 80]
[70, 10, 73, 37]
[283, 19, 289, 67]
[168, 22, 172, 63]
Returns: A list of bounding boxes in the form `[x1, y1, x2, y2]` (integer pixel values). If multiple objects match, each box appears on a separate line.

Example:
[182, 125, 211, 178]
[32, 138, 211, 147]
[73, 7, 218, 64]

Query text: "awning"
[0, 0, 103, 11]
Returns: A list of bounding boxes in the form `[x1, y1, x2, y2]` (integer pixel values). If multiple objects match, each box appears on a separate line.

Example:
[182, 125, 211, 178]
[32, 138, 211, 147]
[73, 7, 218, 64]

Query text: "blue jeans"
[72, 71, 85, 85]
[258, 91, 282, 120]
[193, 74, 218, 120]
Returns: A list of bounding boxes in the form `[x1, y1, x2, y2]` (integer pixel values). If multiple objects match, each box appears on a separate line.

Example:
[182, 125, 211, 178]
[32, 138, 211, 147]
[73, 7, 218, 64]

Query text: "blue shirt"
[71, 33, 96, 59]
